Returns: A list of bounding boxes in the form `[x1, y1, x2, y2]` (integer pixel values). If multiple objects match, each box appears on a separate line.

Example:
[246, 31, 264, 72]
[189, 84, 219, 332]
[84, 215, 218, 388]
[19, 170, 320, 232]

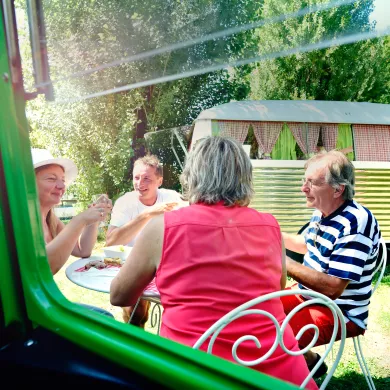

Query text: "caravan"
[190, 100, 390, 239]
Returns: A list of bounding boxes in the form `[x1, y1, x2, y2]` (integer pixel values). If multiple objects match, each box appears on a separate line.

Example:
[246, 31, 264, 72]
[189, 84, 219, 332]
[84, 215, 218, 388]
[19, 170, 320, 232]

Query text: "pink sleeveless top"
[156, 203, 317, 389]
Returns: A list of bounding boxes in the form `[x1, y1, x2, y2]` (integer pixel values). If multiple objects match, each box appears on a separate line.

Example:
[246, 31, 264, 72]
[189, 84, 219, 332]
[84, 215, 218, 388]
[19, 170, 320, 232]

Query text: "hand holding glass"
[92, 194, 112, 227]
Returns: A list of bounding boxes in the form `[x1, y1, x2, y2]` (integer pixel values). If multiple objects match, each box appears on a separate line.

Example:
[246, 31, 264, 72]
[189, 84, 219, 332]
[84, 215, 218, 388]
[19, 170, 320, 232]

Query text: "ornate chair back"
[193, 289, 346, 390]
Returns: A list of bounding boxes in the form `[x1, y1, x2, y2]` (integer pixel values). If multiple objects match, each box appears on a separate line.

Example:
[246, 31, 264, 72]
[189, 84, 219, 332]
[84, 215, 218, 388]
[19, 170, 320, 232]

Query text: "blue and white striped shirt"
[299, 200, 381, 329]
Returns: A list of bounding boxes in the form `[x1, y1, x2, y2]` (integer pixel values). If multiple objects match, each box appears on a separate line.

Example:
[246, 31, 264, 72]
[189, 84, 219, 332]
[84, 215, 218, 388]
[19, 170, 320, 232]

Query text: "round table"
[66, 256, 162, 333]
[66, 256, 159, 296]
[66, 256, 118, 293]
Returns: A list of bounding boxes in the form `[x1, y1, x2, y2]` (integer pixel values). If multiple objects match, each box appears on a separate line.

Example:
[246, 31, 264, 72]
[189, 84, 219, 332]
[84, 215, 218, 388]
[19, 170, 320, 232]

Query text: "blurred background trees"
[18, 0, 389, 200]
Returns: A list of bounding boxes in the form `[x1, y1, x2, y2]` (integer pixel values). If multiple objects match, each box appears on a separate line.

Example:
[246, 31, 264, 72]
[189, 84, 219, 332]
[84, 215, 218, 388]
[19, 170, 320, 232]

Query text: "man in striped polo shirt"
[282, 150, 381, 377]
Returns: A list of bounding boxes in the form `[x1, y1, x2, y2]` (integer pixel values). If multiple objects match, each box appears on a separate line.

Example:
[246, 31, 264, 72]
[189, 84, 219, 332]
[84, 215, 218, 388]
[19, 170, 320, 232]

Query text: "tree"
[249, 0, 389, 103]
[22, 0, 254, 199]
[28, 92, 142, 202]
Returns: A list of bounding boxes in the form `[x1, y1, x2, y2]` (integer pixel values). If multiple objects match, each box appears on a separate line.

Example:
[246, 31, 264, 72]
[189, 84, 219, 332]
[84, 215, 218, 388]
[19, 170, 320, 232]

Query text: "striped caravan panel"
[299, 200, 381, 329]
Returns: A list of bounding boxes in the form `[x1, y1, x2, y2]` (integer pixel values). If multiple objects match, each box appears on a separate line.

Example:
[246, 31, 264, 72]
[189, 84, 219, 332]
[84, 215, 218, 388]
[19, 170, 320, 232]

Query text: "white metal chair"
[129, 294, 162, 334]
[193, 289, 346, 390]
[127, 278, 162, 334]
[352, 237, 387, 390]
[287, 223, 387, 389]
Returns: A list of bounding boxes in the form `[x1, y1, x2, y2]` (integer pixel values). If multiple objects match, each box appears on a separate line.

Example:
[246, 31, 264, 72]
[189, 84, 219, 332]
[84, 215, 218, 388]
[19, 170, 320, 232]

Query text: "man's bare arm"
[106, 202, 178, 246]
[282, 232, 307, 254]
[106, 213, 151, 246]
[286, 257, 349, 299]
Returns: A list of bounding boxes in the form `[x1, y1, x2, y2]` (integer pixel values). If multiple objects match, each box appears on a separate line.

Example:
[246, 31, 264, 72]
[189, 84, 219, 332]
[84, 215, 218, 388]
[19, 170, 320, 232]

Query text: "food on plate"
[104, 257, 122, 266]
[84, 260, 107, 270]
[119, 245, 125, 252]
[83, 257, 122, 270]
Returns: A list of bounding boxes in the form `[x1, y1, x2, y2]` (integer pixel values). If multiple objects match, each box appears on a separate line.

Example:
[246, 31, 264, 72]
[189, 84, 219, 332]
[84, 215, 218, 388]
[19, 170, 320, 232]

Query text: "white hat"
[31, 148, 78, 185]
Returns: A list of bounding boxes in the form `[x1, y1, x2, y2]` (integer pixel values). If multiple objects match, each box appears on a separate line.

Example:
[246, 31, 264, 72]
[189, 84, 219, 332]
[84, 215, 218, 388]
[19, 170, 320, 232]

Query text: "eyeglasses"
[301, 177, 324, 189]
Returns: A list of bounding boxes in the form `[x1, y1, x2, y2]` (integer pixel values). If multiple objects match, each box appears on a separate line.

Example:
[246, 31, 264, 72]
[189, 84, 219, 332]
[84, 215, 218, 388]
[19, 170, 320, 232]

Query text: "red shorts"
[281, 284, 365, 348]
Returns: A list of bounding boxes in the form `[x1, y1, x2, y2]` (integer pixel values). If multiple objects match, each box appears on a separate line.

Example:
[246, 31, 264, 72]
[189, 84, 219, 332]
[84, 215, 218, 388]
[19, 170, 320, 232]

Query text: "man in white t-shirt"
[106, 154, 183, 325]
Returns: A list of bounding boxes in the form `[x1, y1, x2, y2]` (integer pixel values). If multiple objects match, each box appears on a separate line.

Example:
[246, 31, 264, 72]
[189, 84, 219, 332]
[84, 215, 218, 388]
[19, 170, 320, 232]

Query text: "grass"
[314, 281, 390, 390]
[310, 263, 390, 389]
[54, 245, 390, 389]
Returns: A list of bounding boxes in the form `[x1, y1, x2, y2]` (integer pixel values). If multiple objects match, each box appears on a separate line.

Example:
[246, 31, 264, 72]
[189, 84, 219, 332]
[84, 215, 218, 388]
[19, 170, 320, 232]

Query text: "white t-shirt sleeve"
[160, 189, 183, 203]
[109, 194, 132, 227]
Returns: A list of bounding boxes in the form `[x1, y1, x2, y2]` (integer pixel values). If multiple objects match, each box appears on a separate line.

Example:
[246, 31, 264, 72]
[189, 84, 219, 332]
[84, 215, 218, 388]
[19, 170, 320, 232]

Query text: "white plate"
[65, 256, 121, 293]
[65, 254, 161, 298]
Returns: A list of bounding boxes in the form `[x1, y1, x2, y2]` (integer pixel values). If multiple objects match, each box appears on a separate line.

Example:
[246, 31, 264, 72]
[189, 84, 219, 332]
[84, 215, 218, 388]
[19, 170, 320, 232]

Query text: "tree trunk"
[128, 86, 153, 176]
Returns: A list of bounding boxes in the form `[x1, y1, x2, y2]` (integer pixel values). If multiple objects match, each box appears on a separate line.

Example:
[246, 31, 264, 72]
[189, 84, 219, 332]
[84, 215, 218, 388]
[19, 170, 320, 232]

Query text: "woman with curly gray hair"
[111, 136, 317, 389]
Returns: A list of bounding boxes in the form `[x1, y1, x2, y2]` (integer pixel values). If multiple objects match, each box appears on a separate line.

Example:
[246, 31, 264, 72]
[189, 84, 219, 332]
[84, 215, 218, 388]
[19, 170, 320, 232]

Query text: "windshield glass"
[15, 0, 390, 218]
[17, 0, 390, 103]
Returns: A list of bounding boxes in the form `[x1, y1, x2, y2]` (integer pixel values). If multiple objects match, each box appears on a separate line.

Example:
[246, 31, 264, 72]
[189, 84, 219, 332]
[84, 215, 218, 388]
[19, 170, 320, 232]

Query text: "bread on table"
[104, 257, 122, 265]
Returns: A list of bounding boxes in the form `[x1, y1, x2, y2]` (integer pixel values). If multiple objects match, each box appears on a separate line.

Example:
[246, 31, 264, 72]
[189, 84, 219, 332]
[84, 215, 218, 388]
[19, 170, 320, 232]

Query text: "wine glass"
[92, 194, 111, 227]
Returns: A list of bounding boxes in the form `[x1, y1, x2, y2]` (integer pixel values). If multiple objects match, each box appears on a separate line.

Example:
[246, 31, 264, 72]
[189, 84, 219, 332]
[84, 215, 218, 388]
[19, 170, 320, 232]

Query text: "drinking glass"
[92, 194, 111, 227]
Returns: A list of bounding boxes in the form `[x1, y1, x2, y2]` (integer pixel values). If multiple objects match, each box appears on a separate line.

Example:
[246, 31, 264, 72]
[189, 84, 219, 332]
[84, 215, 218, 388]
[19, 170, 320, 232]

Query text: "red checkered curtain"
[217, 120, 250, 143]
[251, 122, 283, 159]
[321, 124, 338, 151]
[307, 124, 321, 156]
[288, 122, 308, 156]
[353, 125, 390, 161]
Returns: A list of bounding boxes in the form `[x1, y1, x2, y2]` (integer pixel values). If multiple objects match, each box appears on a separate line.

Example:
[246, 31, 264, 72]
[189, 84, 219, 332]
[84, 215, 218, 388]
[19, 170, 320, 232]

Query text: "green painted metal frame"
[0, 4, 297, 389]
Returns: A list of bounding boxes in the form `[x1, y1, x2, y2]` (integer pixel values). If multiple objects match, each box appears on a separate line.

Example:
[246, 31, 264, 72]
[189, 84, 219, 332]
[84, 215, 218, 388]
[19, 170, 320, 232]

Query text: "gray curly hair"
[180, 136, 254, 206]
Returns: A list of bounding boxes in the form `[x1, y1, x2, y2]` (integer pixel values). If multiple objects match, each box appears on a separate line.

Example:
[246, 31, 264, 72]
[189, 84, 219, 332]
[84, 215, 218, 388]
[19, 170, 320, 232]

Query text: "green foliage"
[97, 226, 108, 243]
[148, 67, 252, 130]
[372, 258, 390, 287]
[317, 369, 390, 390]
[28, 92, 141, 200]
[143, 66, 252, 189]
[37, 0, 258, 101]
[244, 125, 258, 159]
[22, 0, 254, 197]
[145, 127, 188, 192]
[249, 0, 389, 104]
[19, 0, 390, 199]
[28, 66, 251, 196]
